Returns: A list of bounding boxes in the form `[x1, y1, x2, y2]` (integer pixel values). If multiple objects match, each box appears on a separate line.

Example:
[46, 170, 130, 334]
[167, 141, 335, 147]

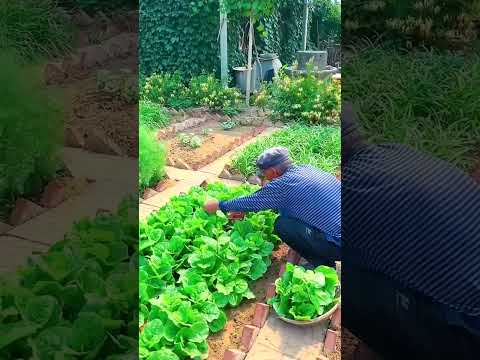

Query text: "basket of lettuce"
[268, 263, 340, 326]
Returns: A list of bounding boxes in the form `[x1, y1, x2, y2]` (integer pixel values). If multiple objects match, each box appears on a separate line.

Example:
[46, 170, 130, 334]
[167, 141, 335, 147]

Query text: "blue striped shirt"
[219, 165, 341, 246]
[343, 144, 480, 316]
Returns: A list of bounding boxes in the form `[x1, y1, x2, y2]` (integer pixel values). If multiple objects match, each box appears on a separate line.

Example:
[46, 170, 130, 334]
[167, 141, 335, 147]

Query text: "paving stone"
[247, 315, 327, 359]
[175, 158, 192, 170]
[245, 343, 301, 360]
[223, 349, 246, 360]
[140, 203, 160, 220]
[9, 199, 45, 226]
[0, 235, 48, 273]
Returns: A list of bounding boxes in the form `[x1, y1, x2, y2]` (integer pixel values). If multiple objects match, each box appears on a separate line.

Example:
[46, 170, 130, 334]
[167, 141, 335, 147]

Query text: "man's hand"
[228, 211, 245, 221]
[204, 199, 220, 214]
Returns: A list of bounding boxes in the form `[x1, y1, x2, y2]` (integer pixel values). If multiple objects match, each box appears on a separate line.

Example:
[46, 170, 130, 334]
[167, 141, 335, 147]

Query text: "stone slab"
[0, 235, 48, 273]
[62, 147, 137, 185]
[8, 180, 132, 246]
[140, 203, 160, 220]
[246, 314, 327, 360]
[245, 343, 298, 360]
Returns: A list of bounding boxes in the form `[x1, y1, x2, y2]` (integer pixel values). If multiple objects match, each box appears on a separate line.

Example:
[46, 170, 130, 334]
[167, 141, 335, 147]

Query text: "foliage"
[178, 133, 203, 149]
[188, 74, 242, 115]
[343, 0, 480, 49]
[343, 47, 480, 171]
[258, 68, 340, 125]
[0, 0, 72, 60]
[231, 124, 340, 177]
[142, 72, 242, 114]
[268, 263, 339, 320]
[222, 0, 278, 18]
[220, 120, 238, 131]
[0, 53, 64, 218]
[140, 101, 171, 129]
[139, 125, 167, 191]
[139, 183, 280, 359]
[0, 199, 138, 359]
[311, 0, 341, 48]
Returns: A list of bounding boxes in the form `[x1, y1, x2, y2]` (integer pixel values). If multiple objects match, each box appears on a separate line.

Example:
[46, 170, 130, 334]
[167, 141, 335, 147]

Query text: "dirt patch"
[207, 243, 289, 360]
[166, 119, 267, 170]
[339, 329, 361, 360]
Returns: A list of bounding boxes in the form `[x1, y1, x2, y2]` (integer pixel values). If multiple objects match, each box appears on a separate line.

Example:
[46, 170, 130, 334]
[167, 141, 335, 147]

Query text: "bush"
[188, 74, 242, 115]
[344, 47, 480, 171]
[259, 68, 340, 125]
[142, 72, 242, 114]
[139, 101, 171, 129]
[0, 0, 72, 60]
[0, 53, 64, 216]
[231, 124, 340, 177]
[139, 125, 166, 191]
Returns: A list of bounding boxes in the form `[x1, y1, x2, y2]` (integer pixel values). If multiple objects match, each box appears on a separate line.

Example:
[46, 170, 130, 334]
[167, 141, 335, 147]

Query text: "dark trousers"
[343, 250, 480, 359]
[274, 216, 340, 267]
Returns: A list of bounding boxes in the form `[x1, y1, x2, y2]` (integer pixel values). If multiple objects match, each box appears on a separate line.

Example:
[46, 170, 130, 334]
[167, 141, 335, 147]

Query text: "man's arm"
[219, 180, 285, 213]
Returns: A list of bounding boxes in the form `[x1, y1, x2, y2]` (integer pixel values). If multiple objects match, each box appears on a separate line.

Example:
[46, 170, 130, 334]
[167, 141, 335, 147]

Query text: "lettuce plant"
[269, 263, 339, 321]
[139, 183, 280, 359]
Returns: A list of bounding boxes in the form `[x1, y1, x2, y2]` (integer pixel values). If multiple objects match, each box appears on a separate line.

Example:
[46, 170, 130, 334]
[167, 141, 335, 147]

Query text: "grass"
[0, 0, 72, 60]
[139, 100, 171, 129]
[231, 124, 340, 177]
[0, 52, 64, 219]
[139, 124, 167, 192]
[343, 47, 480, 171]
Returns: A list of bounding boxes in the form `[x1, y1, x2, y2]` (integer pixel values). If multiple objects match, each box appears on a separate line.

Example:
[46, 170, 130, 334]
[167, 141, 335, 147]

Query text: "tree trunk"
[245, 15, 254, 104]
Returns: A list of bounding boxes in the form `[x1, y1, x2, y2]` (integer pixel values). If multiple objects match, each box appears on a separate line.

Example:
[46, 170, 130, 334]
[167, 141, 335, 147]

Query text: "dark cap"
[256, 147, 290, 174]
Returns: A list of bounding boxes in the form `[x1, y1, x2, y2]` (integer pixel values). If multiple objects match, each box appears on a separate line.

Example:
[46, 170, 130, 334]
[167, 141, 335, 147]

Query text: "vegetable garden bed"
[139, 183, 285, 360]
[160, 118, 269, 171]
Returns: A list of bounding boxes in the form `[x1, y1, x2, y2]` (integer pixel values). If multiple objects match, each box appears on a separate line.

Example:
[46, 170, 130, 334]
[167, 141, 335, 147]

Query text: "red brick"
[143, 188, 158, 200]
[154, 180, 170, 192]
[240, 325, 259, 352]
[223, 349, 246, 360]
[9, 199, 45, 226]
[64, 127, 85, 148]
[0, 222, 13, 234]
[266, 283, 276, 300]
[252, 303, 270, 328]
[323, 329, 337, 353]
[40, 180, 67, 208]
[330, 306, 341, 330]
[286, 248, 301, 264]
[175, 158, 192, 170]
[279, 263, 286, 276]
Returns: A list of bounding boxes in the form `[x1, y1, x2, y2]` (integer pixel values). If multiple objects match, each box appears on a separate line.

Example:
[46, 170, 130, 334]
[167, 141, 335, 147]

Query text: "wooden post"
[220, 4, 228, 88]
[302, 0, 309, 51]
[245, 15, 254, 104]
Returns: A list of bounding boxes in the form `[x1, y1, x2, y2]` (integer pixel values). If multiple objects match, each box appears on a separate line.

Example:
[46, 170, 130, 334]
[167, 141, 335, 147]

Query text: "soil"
[340, 329, 361, 360]
[207, 243, 289, 360]
[166, 119, 267, 170]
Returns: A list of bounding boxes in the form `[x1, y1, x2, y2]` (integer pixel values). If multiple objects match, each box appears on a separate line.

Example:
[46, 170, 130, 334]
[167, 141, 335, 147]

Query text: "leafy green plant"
[139, 183, 280, 359]
[344, 47, 480, 171]
[268, 263, 339, 320]
[220, 120, 238, 131]
[142, 72, 192, 109]
[231, 124, 340, 177]
[188, 74, 242, 115]
[0, 198, 138, 359]
[178, 133, 203, 149]
[140, 100, 171, 129]
[259, 67, 341, 125]
[0, 53, 64, 218]
[139, 125, 167, 191]
[0, 0, 72, 60]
